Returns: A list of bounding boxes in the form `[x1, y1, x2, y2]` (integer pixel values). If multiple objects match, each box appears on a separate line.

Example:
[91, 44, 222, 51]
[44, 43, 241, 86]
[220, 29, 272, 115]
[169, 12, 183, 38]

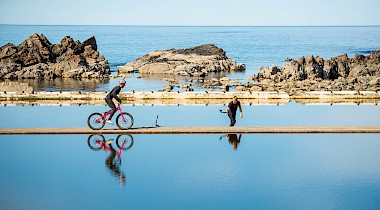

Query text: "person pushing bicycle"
[105, 79, 126, 124]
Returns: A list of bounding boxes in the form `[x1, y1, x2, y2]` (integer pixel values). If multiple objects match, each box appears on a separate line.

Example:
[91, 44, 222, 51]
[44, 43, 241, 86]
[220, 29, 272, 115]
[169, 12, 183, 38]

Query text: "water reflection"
[13, 77, 110, 92]
[87, 134, 134, 186]
[220, 134, 243, 151]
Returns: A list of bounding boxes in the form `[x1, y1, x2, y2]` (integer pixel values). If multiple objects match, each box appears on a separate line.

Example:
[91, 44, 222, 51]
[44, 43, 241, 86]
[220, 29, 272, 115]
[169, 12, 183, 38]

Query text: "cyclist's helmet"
[119, 79, 126, 85]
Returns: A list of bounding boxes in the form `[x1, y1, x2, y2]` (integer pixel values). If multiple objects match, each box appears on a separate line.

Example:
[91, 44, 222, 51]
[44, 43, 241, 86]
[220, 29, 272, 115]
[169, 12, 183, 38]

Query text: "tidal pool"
[0, 134, 379, 210]
[0, 102, 379, 128]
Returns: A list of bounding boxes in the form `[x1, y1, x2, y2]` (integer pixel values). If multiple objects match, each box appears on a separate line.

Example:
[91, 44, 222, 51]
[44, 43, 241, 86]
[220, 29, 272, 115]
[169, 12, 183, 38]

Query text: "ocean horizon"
[1, 25, 380, 91]
[1, 25, 380, 210]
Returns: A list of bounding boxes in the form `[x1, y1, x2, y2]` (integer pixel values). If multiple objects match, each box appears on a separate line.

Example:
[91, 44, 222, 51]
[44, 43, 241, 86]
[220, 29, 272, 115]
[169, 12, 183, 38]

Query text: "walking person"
[227, 134, 242, 150]
[104, 79, 126, 124]
[226, 96, 243, 126]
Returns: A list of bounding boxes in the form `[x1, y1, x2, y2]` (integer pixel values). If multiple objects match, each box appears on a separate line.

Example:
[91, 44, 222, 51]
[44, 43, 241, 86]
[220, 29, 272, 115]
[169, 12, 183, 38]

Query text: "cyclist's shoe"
[105, 120, 113, 124]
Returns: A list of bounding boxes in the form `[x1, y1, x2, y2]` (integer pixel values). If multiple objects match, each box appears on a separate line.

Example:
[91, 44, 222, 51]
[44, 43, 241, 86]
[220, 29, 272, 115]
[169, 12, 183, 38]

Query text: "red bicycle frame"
[95, 105, 127, 123]
[95, 139, 126, 158]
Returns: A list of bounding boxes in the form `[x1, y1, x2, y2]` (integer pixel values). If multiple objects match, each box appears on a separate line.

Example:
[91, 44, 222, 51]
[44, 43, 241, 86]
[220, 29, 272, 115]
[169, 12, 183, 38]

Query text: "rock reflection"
[220, 134, 243, 151]
[87, 134, 134, 186]
[14, 77, 110, 92]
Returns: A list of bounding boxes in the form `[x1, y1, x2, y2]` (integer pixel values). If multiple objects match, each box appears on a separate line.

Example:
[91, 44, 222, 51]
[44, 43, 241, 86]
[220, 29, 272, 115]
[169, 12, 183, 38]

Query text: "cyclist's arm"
[111, 87, 122, 103]
[113, 94, 121, 103]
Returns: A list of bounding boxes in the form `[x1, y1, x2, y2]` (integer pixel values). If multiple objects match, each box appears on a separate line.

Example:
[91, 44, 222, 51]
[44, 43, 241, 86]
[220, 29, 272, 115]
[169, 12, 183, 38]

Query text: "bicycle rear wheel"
[116, 112, 134, 130]
[88, 113, 105, 130]
[87, 134, 105, 150]
[116, 134, 134, 150]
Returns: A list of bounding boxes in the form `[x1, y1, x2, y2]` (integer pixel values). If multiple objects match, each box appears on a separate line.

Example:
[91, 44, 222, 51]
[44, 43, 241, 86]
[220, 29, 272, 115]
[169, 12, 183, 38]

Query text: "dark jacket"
[106, 86, 122, 103]
[228, 101, 241, 115]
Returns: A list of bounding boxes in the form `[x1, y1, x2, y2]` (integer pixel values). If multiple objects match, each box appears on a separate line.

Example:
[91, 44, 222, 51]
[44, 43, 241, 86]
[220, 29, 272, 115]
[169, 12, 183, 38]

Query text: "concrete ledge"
[0, 91, 379, 105]
[1, 126, 380, 134]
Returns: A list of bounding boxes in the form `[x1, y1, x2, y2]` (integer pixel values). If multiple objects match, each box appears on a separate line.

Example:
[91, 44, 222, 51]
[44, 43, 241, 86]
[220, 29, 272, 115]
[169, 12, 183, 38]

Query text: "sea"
[0, 25, 380, 210]
[1, 25, 380, 91]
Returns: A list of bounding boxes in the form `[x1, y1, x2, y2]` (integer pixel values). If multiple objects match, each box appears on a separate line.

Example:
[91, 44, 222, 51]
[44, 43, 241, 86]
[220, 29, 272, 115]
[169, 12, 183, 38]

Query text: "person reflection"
[105, 141, 126, 186]
[226, 134, 242, 151]
[87, 134, 132, 186]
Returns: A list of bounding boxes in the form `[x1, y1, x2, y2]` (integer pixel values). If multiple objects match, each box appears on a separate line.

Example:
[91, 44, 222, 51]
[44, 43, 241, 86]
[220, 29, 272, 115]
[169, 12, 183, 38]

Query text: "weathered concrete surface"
[0, 91, 379, 106]
[0, 91, 290, 100]
[1, 126, 380, 134]
[0, 98, 290, 106]
[1, 98, 379, 106]
[0, 91, 379, 103]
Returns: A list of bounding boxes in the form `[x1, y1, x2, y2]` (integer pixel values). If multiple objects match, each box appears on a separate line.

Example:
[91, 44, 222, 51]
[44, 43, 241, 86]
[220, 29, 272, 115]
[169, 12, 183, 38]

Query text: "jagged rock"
[0, 34, 110, 79]
[369, 77, 380, 86]
[163, 85, 174, 92]
[250, 86, 262, 92]
[254, 50, 380, 91]
[235, 85, 246, 91]
[218, 84, 230, 92]
[179, 84, 188, 89]
[244, 82, 254, 88]
[118, 44, 245, 76]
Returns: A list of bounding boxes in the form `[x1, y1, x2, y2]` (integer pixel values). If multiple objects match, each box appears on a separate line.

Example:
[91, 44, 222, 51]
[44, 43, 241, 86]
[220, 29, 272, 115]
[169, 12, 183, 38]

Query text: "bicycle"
[87, 134, 134, 152]
[87, 104, 134, 130]
[87, 134, 133, 186]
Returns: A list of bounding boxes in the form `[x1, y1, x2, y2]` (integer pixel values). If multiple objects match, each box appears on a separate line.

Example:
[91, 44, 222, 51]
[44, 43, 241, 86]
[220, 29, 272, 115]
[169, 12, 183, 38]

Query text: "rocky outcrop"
[0, 33, 110, 79]
[251, 51, 380, 94]
[0, 81, 33, 93]
[118, 44, 245, 77]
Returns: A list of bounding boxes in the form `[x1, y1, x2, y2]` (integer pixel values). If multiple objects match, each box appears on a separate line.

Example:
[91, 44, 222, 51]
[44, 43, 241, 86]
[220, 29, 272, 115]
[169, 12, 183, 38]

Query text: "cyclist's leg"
[106, 98, 117, 120]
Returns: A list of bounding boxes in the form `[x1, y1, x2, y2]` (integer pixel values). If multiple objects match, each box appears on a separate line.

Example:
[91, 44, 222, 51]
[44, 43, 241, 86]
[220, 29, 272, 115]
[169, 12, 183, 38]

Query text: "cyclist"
[105, 79, 126, 124]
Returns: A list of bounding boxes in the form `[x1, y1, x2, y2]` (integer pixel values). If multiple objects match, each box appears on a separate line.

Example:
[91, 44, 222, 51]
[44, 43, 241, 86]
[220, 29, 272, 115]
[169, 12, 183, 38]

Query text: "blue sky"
[0, 0, 379, 26]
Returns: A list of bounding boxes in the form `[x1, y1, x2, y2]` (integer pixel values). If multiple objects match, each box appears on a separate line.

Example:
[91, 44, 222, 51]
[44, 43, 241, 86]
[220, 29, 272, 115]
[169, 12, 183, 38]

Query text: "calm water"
[1, 25, 380, 209]
[0, 134, 379, 210]
[1, 25, 380, 91]
[0, 103, 379, 128]
[0, 104, 379, 209]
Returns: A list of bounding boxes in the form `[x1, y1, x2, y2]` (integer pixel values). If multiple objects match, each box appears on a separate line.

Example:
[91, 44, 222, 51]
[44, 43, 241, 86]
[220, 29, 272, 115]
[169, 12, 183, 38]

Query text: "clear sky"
[0, 0, 379, 26]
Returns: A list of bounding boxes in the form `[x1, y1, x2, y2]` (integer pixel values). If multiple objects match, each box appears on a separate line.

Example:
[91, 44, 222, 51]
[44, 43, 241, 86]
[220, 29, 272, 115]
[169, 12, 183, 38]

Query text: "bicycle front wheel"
[116, 112, 134, 130]
[87, 134, 105, 150]
[88, 113, 105, 130]
[116, 134, 134, 150]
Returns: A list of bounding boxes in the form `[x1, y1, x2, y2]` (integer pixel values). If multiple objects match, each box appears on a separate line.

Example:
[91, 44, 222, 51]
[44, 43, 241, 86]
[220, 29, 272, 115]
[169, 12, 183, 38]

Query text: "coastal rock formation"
[0, 81, 33, 93]
[118, 44, 245, 76]
[0, 33, 110, 79]
[251, 51, 380, 94]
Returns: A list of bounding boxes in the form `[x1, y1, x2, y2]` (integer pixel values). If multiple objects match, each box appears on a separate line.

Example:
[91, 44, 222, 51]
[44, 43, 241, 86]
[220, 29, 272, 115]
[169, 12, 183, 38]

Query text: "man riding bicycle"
[105, 79, 126, 124]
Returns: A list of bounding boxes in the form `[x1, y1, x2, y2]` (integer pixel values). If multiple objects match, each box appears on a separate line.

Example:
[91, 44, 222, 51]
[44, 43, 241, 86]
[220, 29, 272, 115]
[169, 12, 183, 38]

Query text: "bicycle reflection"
[87, 134, 134, 186]
[220, 134, 242, 151]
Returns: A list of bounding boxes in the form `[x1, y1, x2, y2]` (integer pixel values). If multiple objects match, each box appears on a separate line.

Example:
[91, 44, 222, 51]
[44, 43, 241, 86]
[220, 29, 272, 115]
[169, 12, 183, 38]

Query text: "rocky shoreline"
[117, 44, 246, 76]
[246, 51, 380, 94]
[0, 34, 110, 79]
[1, 33, 379, 95]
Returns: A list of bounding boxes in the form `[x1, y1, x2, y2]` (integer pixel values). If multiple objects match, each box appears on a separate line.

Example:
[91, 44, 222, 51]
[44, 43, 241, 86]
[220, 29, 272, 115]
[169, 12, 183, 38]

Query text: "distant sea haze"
[1, 25, 380, 91]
